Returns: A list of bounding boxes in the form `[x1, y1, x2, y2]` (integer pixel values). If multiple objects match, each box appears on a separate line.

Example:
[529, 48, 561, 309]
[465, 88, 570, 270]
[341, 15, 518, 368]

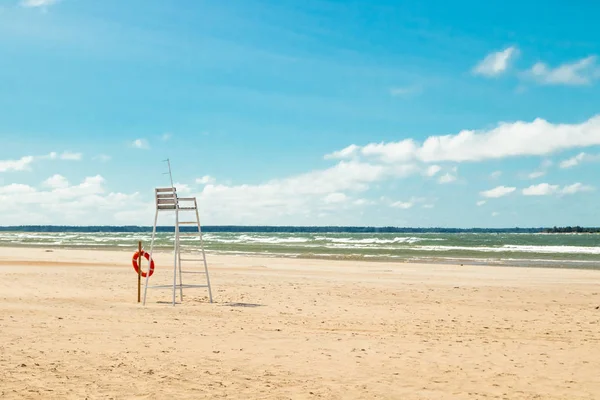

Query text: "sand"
[0, 246, 599, 399]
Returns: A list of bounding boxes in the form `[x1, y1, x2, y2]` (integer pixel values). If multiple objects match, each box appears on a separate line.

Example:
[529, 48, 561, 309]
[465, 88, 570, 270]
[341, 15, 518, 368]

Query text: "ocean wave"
[315, 236, 440, 244]
[0, 232, 597, 257]
[416, 245, 600, 255]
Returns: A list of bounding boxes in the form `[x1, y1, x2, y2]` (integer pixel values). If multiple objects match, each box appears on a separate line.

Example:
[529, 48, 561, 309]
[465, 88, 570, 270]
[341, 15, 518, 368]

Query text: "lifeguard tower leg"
[178, 248, 183, 301]
[172, 207, 179, 306]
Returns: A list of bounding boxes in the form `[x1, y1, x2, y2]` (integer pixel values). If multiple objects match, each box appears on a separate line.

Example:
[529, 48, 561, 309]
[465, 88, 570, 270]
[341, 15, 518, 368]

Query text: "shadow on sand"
[221, 302, 263, 308]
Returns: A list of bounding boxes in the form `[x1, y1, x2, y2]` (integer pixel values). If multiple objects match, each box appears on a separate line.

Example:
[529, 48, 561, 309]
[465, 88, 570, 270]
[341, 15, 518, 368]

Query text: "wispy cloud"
[324, 192, 348, 204]
[490, 171, 502, 179]
[522, 182, 594, 196]
[527, 170, 546, 179]
[389, 196, 431, 210]
[161, 133, 172, 141]
[0, 151, 86, 173]
[480, 186, 516, 198]
[353, 198, 375, 206]
[425, 165, 441, 177]
[438, 172, 457, 184]
[472, 47, 518, 77]
[389, 85, 421, 97]
[526, 159, 552, 179]
[59, 151, 82, 161]
[324, 144, 359, 160]
[390, 200, 413, 209]
[21, 0, 58, 8]
[131, 139, 149, 149]
[196, 175, 216, 185]
[561, 182, 594, 195]
[526, 56, 599, 86]
[476, 200, 487, 206]
[559, 152, 600, 168]
[0, 156, 34, 172]
[93, 154, 111, 162]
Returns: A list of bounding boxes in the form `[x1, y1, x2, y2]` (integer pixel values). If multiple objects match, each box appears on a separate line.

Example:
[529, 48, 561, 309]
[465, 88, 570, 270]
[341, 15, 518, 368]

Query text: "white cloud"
[472, 47, 518, 77]
[476, 200, 487, 206]
[559, 152, 600, 168]
[437, 166, 458, 184]
[194, 161, 416, 224]
[0, 156, 34, 172]
[173, 183, 192, 194]
[324, 192, 347, 204]
[21, 0, 58, 7]
[527, 171, 545, 179]
[353, 198, 374, 206]
[0, 152, 87, 173]
[132, 139, 149, 149]
[326, 115, 600, 164]
[522, 182, 594, 196]
[490, 171, 502, 179]
[522, 183, 560, 196]
[162, 133, 172, 141]
[491, 211, 500, 217]
[324, 144, 360, 160]
[425, 165, 442, 177]
[389, 196, 430, 210]
[561, 182, 594, 195]
[361, 141, 418, 163]
[480, 186, 516, 198]
[60, 151, 82, 161]
[0, 183, 36, 194]
[526, 160, 552, 179]
[390, 201, 413, 209]
[438, 173, 457, 184]
[43, 174, 69, 189]
[527, 56, 599, 86]
[560, 152, 586, 168]
[0, 175, 147, 225]
[196, 175, 216, 185]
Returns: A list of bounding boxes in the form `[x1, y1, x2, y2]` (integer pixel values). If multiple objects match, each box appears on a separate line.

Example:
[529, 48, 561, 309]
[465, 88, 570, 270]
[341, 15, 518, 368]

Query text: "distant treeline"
[541, 226, 600, 233]
[0, 225, 597, 233]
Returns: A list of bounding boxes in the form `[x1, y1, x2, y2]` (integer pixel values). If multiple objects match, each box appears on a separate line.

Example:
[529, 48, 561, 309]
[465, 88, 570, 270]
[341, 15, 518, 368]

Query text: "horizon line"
[0, 225, 595, 230]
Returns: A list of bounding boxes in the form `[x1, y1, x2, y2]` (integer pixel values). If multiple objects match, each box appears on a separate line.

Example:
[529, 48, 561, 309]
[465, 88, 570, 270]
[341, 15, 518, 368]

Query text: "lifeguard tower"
[142, 160, 213, 306]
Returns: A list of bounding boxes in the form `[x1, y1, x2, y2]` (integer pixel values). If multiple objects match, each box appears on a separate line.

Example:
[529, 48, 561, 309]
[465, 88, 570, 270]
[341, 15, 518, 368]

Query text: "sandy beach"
[0, 246, 599, 399]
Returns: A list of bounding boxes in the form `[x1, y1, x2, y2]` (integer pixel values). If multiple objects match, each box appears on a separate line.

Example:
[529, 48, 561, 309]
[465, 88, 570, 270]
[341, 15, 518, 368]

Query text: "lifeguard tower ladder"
[142, 160, 213, 306]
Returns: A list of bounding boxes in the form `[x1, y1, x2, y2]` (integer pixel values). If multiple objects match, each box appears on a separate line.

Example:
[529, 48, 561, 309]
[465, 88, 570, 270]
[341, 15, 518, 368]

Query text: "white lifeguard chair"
[142, 160, 213, 306]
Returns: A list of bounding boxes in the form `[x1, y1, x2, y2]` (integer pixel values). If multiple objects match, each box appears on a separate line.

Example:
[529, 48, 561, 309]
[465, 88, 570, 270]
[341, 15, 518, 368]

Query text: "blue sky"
[1, 0, 599, 227]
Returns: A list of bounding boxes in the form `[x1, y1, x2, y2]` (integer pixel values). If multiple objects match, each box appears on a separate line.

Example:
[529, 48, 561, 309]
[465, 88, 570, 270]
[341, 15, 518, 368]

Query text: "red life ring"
[132, 251, 155, 277]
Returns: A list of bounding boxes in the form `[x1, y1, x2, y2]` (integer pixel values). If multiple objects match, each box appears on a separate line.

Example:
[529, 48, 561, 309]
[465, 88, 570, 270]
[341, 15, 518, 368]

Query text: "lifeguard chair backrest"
[155, 187, 178, 210]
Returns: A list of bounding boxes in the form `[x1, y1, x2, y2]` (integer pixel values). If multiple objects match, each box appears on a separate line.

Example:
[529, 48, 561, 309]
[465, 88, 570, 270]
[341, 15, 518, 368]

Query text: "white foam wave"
[417, 245, 600, 255]
[318, 236, 435, 244]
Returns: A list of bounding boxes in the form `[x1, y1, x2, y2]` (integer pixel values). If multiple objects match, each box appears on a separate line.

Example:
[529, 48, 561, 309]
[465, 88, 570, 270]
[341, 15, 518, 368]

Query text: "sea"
[1, 230, 599, 270]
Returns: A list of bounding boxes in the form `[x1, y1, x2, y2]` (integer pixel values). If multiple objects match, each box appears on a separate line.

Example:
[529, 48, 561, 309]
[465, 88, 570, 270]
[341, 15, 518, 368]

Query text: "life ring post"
[132, 249, 156, 280]
[137, 241, 142, 303]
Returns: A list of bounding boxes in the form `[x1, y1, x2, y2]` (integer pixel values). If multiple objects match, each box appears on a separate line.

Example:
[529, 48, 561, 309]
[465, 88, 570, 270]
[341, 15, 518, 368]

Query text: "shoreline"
[0, 245, 599, 276]
[1, 243, 599, 271]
